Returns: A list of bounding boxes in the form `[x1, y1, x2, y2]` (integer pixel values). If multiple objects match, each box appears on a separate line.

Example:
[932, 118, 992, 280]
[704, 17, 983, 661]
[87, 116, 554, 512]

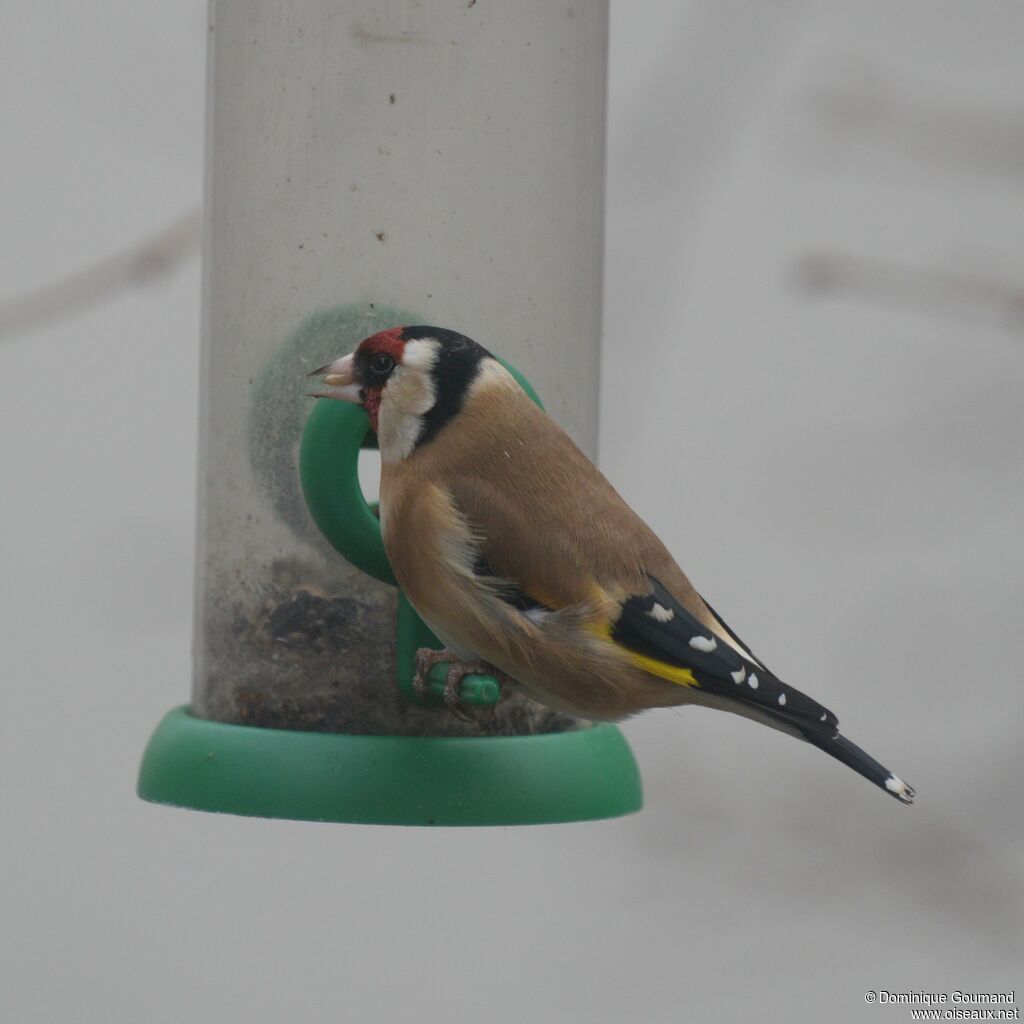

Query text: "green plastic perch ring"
[138, 706, 641, 826]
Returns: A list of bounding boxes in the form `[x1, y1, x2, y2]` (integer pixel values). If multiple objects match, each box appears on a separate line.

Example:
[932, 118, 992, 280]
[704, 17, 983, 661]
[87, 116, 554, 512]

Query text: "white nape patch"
[471, 356, 519, 394]
[688, 634, 717, 652]
[731, 666, 746, 684]
[376, 339, 440, 463]
[646, 603, 675, 623]
[748, 673, 759, 690]
[778, 692, 787, 706]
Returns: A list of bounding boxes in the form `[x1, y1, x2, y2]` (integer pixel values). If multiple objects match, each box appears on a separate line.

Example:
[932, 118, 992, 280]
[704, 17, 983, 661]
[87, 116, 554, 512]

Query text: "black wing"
[611, 577, 839, 732]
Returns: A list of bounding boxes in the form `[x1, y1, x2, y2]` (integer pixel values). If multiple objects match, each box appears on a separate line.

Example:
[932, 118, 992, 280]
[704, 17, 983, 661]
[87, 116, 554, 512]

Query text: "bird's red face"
[309, 327, 408, 431]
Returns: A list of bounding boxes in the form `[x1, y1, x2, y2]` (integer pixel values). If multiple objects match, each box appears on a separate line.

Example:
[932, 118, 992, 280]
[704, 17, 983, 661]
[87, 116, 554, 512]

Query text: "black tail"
[798, 727, 915, 805]
[612, 580, 916, 804]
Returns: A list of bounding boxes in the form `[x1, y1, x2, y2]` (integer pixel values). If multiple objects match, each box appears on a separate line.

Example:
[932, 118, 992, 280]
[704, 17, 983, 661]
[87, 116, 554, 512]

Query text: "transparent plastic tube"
[190, 0, 608, 736]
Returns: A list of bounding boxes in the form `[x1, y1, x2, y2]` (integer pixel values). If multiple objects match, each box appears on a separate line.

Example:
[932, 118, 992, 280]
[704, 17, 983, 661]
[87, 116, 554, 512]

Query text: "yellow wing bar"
[619, 647, 699, 688]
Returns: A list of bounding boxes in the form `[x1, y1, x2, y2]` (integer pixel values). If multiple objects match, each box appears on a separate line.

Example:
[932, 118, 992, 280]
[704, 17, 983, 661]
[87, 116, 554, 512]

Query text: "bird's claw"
[444, 663, 477, 723]
[412, 647, 451, 700]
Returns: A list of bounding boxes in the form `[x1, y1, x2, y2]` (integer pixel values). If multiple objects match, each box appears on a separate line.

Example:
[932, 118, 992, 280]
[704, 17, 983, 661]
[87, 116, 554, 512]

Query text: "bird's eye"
[369, 353, 395, 377]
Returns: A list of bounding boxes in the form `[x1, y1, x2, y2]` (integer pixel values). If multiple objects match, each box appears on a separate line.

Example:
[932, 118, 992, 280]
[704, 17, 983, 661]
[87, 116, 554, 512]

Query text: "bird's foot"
[412, 647, 456, 700]
[442, 659, 511, 722]
[412, 648, 510, 722]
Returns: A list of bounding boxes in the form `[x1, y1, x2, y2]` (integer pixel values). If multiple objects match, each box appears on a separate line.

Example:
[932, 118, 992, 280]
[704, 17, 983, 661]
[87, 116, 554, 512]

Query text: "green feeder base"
[138, 707, 643, 826]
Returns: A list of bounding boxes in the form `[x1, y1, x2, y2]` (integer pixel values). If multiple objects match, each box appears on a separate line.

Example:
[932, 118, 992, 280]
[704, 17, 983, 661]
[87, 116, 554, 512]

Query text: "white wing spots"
[646, 603, 675, 623]
[778, 692, 787, 706]
[688, 635, 717, 652]
[748, 673, 759, 690]
[731, 666, 746, 684]
[820, 713, 827, 721]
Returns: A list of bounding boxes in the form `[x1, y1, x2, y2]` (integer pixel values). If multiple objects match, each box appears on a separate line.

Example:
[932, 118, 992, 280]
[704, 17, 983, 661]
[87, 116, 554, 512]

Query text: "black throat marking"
[400, 326, 491, 450]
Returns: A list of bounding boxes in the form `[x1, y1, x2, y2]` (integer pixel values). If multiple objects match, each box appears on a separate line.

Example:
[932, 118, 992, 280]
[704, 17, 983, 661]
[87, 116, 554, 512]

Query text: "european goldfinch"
[311, 326, 915, 804]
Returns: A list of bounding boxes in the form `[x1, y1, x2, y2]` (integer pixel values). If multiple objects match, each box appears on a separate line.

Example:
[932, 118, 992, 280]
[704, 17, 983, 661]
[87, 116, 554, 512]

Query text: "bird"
[310, 325, 915, 805]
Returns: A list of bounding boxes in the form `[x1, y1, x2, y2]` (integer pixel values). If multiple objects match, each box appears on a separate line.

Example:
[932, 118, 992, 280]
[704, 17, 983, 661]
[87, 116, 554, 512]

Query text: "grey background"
[2, 2, 1021, 1022]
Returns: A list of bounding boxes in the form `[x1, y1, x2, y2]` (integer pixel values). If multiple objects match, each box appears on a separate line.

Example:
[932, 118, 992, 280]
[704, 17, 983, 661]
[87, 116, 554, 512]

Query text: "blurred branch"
[792, 250, 1024, 332]
[0, 208, 200, 341]
[806, 58, 1024, 183]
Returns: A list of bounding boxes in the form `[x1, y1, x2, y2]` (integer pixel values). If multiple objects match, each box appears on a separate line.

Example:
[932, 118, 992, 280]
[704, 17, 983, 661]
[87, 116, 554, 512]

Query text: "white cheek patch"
[400, 339, 441, 377]
[377, 340, 440, 462]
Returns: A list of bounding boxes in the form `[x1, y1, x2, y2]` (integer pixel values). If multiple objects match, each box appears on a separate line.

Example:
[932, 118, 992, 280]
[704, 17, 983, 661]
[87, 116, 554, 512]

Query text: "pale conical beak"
[307, 353, 362, 402]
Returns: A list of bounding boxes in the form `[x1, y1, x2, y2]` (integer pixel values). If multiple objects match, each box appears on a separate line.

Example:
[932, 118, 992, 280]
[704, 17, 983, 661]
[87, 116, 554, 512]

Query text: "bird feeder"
[137, 0, 639, 824]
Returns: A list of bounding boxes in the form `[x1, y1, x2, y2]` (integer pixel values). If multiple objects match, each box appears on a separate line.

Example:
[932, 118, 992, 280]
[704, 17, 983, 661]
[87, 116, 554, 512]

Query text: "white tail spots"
[731, 666, 746, 684]
[689, 635, 717, 653]
[884, 774, 915, 804]
[778, 692, 787, 706]
[646, 603, 675, 623]
[748, 673, 759, 690]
